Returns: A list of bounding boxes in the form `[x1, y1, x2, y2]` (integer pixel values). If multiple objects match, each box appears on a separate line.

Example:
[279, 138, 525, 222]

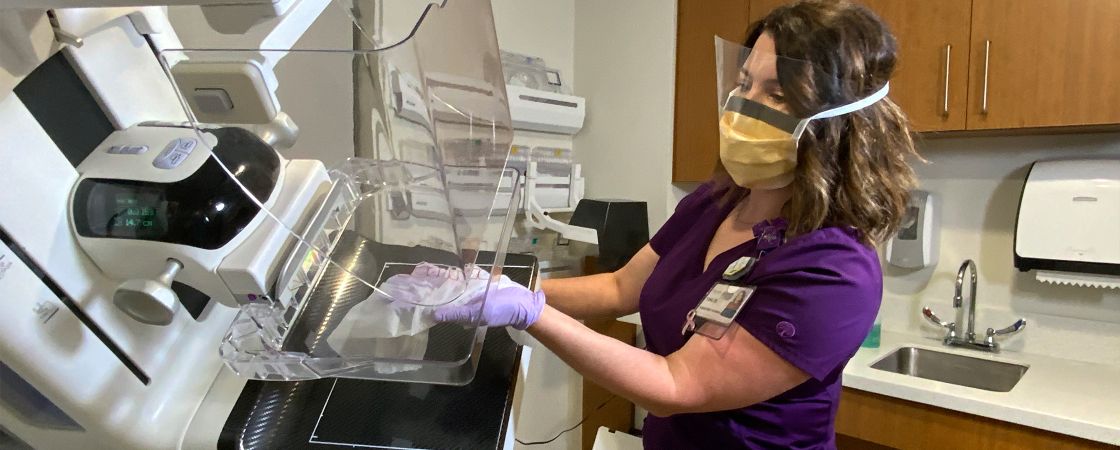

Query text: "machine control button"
[153, 139, 195, 170]
[177, 138, 197, 152]
[108, 145, 148, 155]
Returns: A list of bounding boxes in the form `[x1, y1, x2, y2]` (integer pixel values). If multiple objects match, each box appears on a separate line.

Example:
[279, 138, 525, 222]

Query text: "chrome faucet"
[955, 259, 979, 342]
[922, 259, 1027, 352]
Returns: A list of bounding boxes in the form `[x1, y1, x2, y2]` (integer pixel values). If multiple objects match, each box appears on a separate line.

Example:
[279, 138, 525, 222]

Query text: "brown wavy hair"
[713, 0, 922, 246]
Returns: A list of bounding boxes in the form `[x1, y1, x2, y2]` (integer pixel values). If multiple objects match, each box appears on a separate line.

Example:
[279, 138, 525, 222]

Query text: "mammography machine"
[0, 0, 534, 447]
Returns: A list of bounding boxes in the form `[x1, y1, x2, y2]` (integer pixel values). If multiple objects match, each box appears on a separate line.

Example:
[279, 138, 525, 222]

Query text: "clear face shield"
[155, 0, 518, 383]
[714, 36, 889, 188]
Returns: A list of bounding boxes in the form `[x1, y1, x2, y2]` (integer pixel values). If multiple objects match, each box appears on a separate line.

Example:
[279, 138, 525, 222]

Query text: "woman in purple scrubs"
[435, 1, 920, 448]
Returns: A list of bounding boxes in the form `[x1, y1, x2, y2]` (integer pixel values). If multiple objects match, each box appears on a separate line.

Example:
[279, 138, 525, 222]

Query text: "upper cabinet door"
[673, 0, 750, 182]
[968, 0, 1120, 129]
[750, 0, 973, 132]
[858, 0, 972, 132]
[747, 0, 791, 21]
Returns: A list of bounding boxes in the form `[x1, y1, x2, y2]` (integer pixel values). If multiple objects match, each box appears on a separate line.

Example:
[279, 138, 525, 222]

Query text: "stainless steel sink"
[870, 347, 1028, 392]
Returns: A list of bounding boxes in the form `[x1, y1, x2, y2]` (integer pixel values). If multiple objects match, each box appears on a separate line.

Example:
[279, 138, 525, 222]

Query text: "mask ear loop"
[791, 82, 891, 139]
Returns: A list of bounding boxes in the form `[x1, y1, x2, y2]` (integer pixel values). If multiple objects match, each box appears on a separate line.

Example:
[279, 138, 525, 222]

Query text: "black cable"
[515, 394, 621, 446]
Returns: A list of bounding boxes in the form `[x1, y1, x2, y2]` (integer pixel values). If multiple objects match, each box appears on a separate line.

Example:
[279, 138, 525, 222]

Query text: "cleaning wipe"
[324, 263, 495, 373]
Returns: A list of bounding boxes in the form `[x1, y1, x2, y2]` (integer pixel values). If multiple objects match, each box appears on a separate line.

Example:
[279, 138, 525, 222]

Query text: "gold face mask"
[717, 83, 892, 190]
[718, 110, 798, 190]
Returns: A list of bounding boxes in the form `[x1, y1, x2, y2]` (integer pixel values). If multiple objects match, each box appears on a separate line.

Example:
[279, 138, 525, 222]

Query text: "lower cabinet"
[836, 388, 1114, 450]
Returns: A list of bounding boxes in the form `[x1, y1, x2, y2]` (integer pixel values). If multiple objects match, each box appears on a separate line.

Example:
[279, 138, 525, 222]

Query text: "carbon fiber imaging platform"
[219, 253, 536, 450]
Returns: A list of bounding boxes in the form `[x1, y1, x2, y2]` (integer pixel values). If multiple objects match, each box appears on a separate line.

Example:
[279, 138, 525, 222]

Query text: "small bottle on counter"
[861, 311, 882, 348]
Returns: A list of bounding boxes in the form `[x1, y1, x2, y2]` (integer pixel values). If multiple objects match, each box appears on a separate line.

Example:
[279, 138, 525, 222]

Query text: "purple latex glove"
[433, 278, 545, 330]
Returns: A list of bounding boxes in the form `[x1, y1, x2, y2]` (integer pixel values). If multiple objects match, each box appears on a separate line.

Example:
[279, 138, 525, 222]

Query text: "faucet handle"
[922, 306, 955, 330]
[987, 318, 1027, 338]
[984, 318, 1026, 350]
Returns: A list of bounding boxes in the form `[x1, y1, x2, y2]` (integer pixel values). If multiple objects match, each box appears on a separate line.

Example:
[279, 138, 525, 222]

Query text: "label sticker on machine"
[0, 254, 12, 282]
[107, 145, 149, 155]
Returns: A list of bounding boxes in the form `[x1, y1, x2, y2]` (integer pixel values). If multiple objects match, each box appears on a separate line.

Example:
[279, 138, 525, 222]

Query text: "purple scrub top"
[638, 183, 882, 450]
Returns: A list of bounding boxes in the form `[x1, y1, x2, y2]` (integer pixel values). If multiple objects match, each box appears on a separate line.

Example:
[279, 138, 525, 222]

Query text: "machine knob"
[113, 258, 183, 326]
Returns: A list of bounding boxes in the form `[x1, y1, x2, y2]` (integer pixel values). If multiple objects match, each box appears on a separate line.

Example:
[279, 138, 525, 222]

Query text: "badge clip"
[722, 256, 757, 282]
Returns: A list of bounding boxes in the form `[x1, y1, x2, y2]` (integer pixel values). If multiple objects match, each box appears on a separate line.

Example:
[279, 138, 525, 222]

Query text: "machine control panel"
[73, 127, 278, 250]
[153, 138, 198, 170]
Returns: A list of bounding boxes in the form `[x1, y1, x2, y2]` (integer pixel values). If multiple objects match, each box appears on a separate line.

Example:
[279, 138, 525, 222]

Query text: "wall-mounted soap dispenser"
[885, 190, 939, 269]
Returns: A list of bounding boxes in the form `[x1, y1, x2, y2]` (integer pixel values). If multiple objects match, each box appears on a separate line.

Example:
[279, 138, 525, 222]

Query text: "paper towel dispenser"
[1014, 159, 1120, 288]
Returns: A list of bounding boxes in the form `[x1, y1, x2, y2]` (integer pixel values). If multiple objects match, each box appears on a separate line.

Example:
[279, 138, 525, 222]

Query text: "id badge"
[681, 282, 755, 339]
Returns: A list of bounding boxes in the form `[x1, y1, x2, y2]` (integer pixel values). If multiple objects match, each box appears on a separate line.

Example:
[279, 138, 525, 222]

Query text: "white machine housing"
[0, 1, 534, 447]
[1015, 159, 1120, 287]
[2, 0, 300, 34]
[505, 85, 597, 244]
[507, 84, 585, 134]
[3, 0, 288, 5]
[71, 126, 330, 308]
[0, 5, 336, 448]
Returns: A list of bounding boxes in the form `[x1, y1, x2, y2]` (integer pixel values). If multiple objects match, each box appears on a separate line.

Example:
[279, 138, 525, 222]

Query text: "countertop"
[844, 330, 1120, 445]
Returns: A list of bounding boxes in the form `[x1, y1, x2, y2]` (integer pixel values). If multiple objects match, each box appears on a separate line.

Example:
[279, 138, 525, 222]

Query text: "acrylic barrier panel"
[157, 0, 517, 384]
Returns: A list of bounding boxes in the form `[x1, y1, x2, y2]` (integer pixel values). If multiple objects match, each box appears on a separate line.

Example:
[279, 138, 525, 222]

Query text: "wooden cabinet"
[836, 388, 1114, 449]
[581, 317, 636, 450]
[858, 0, 973, 131]
[580, 257, 638, 450]
[749, 0, 974, 132]
[673, 0, 750, 182]
[966, 0, 1120, 129]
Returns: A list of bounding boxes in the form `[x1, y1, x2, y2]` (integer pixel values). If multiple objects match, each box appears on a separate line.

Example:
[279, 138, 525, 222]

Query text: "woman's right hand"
[433, 278, 545, 330]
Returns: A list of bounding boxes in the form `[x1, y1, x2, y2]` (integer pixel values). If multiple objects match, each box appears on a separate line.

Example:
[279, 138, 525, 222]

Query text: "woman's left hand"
[434, 278, 545, 330]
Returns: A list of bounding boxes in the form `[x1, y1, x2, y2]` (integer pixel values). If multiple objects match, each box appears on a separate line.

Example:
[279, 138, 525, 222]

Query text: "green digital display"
[82, 185, 168, 240]
[113, 195, 159, 230]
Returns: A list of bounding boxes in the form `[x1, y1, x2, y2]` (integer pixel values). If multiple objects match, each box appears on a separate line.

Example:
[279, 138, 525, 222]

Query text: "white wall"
[568, 1, 677, 435]
[488, 2, 584, 450]
[494, 0, 683, 445]
[491, 0, 574, 91]
[573, 0, 678, 232]
[880, 133, 1120, 365]
[488, 0, 577, 249]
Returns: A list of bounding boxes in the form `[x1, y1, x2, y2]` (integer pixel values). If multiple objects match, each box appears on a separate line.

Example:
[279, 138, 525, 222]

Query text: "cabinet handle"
[941, 44, 951, 116]
[981, 40, 991, 115]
